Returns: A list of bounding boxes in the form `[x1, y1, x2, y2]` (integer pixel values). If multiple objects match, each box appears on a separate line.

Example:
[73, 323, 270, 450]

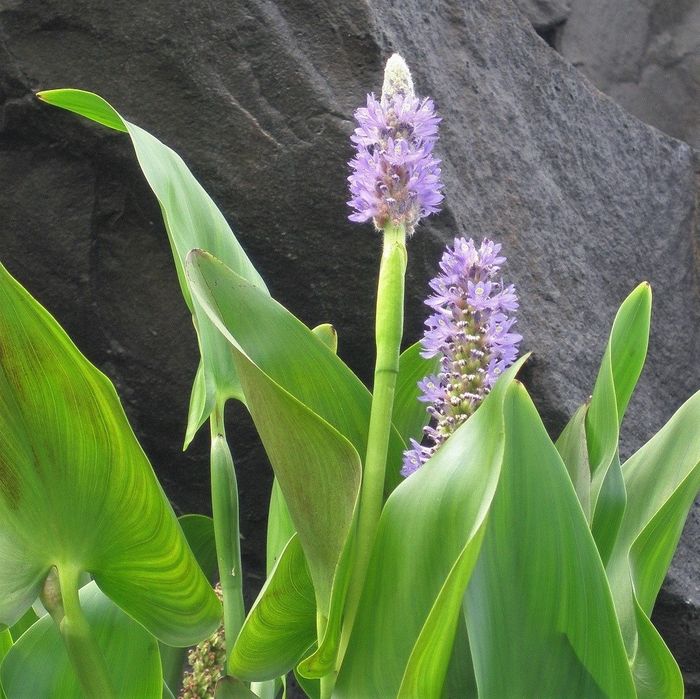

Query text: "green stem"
[316, 611, 334, 699]
[210, 402, 246, 656]
[41, 566, 114, 699]
[341, 223, 407, 648]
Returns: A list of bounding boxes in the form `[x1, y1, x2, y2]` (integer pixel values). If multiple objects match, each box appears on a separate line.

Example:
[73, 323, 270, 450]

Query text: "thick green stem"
[41, 566, 114, 699]
[341, 223, 407, 648]
[210, 403, 246, 656]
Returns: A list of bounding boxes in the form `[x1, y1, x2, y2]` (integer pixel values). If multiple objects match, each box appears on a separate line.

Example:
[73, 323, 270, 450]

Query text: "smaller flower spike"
[402, 238, 522, 476]
[347, 53, 443, 233]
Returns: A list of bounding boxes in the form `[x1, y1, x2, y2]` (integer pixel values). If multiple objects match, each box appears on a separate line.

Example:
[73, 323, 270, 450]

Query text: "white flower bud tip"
[381, 53, 415, 102]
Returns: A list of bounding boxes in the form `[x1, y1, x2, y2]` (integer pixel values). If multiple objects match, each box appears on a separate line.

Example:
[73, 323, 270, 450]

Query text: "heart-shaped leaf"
[160, 515, 219, 696]
[0, 263, 220, 646]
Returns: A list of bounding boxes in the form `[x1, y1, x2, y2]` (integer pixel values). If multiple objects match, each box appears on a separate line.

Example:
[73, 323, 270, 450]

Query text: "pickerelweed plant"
[0, 54, 698, 699]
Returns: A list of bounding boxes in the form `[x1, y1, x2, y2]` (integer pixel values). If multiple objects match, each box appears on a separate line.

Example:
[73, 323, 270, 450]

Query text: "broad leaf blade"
[0, 629, 10, 699]
[160, 515, 219, 696]
[335, 360, 525, 698]
[606, 390, 700, 696]
[230, 535, 316, 681]
[265, 322, 335, 579]
[397, 521, 487, 697]
[9, 608, 38, 642]
[465, 384, 635, 698]
[0, 582, 161, 699]
[0, 264, 220, 645]
[185, 249, 405, 486]
[186, 251, 364, 614]
[215, 676, 258, 698]
[37, 88, 268, 444]
[232, 351, 359, 613]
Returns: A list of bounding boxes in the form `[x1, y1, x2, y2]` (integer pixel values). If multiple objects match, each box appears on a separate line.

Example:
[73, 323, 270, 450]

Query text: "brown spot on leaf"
[0, 453, 21, 510]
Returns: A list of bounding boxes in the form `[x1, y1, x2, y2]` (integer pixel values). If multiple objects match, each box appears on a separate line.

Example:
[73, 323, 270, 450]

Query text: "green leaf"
[586, 282, 651, 519]
[311, 323, 338, 354]
[266, 479, 295, 577]
[606, 390, 700, 697]
[186, 250, 386, 613]
[37, 88, 268, 446]
[0, 582, 162, 698]
[591, 451, 626, 564]
[555, 402, 591, 519]
[464, 383, 635, 698]
[160, 515, 219, 696]
[335, 359, 525, 698]
[0, 629, 11, 699]
[557, 283, 651, 559]
[265, 323, 335, 578]
[214, 676, 258, 698]
[295, 518, 355, 679]
[230, 535, 316, 681]
[232, 350, 359, 613]
[9, 608, 38, 642]
[178, 514, 218, 582]
[294, 670, 319, 699]
[186, 249, 402, 472]
[388, 341, 438, 490]
[392, 341, 436, 445]
[0, 263, 220, 646]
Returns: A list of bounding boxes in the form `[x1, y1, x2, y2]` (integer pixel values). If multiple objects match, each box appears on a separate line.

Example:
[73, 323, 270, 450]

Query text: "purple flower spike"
[401, 238, 522, 477]
[347, 54, 443, 233]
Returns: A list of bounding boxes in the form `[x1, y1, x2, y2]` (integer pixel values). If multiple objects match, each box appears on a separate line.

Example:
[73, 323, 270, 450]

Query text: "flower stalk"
[342, 223, 407, 643]
[209, 403, 245, 659]
[341, 53, 443, 659]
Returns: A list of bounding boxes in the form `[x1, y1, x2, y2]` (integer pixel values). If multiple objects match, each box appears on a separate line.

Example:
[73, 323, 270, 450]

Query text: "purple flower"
[347, 55, 443, 233]
[401, 238, 522, 476]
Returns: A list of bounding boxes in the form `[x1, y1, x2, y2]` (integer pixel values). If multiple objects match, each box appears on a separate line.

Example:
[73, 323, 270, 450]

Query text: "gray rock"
[0, 0, 698, 688]
[557, 0, 700, 148]
[513, 0, 571, 31]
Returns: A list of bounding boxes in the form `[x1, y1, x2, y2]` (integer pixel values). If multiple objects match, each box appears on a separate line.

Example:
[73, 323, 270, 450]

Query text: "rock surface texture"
[1, 0, 698, 692]
[516, 0, 700, 148]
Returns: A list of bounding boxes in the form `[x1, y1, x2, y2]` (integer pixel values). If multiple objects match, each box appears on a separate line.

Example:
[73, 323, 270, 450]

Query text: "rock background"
[516, 0, 700, 149]
[1, 0, 698, 692]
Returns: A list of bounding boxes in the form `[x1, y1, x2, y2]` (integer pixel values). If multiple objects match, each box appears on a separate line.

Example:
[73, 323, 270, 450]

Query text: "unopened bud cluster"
[402, 238, 521, 476]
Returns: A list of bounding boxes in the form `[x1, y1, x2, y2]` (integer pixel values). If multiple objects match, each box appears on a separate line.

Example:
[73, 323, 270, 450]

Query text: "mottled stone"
[0, 0, 698, 688]
[558, 0, 700, 148]
[513, 0, 570, 31]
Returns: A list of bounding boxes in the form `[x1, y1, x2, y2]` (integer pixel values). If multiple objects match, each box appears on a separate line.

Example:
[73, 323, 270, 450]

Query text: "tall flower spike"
[347, 53, 443, 233]
[402, 237, 522, 477]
